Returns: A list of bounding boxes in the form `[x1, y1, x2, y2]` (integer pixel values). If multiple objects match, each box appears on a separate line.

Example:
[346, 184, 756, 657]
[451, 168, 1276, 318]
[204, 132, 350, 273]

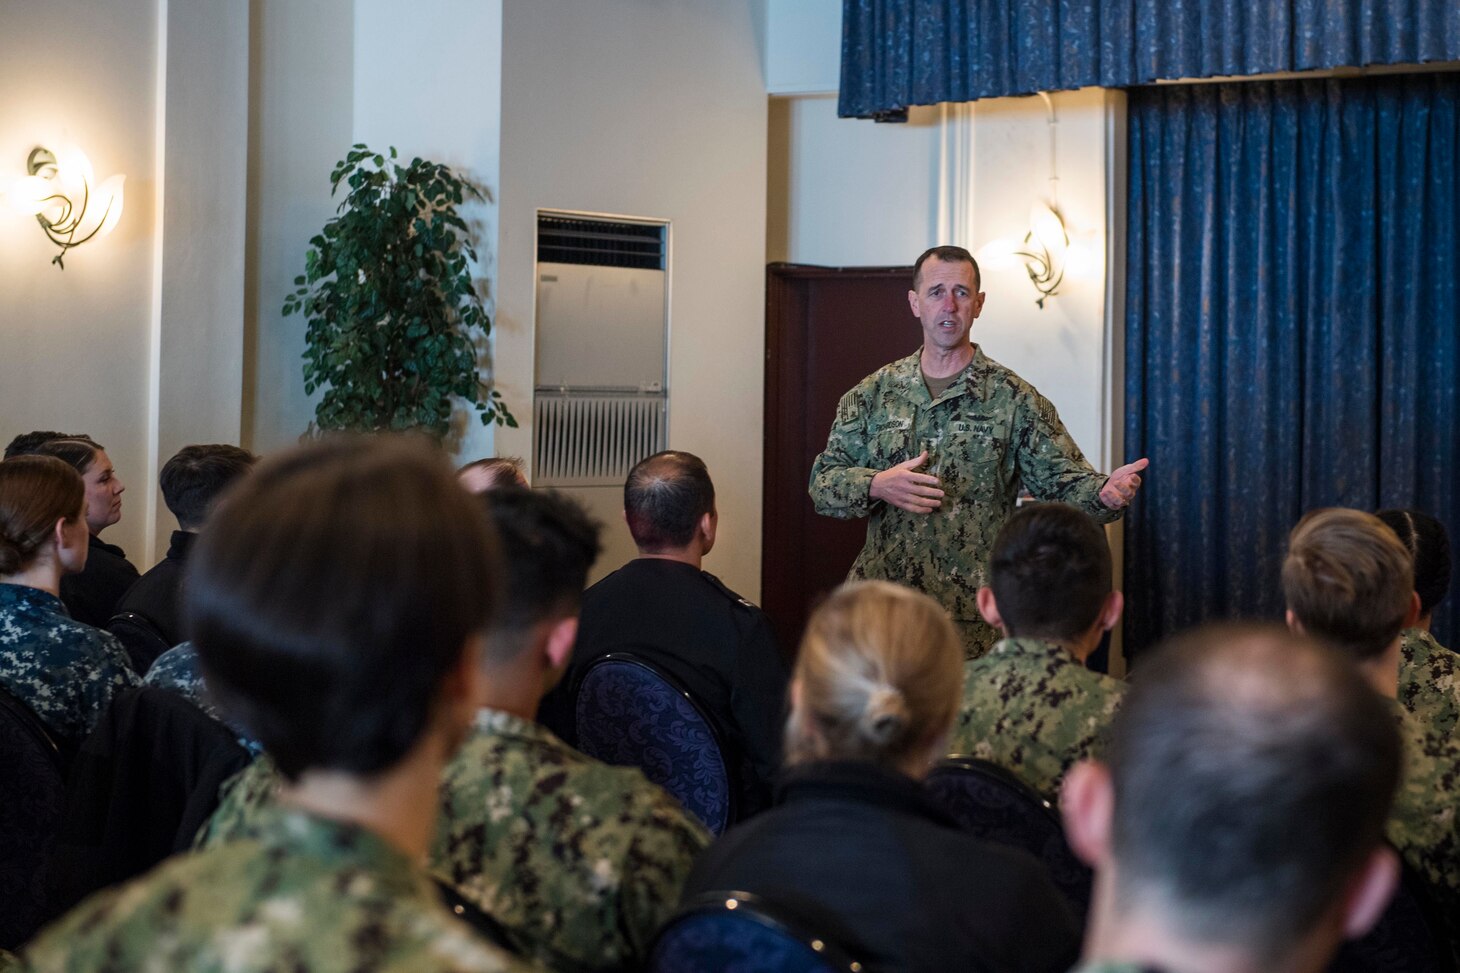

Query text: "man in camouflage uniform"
[1283, 508, 1460, 954]
[949, 503, 1125, 798]
[0, 569, 139, 746]
[199, 487, 710, 973]
[808, 245, 1147, 657]
[1062, 625, 1402, 973]
[23, 438, 535, 973]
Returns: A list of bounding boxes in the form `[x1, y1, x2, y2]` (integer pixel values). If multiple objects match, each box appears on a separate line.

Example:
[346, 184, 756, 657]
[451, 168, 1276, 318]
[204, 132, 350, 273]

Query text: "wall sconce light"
[6, 145, 124, 269]
[974, 93, 1093, 309]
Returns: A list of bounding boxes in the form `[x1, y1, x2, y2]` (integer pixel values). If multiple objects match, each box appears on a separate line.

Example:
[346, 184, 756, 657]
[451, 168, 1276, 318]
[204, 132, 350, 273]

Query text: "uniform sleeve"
[808, 388, 880, 519]
[730, 612, 790, 807]
[1013, 389, 1121, 524]
[74, 632, 142, 737]
[618, 800, 712, 959]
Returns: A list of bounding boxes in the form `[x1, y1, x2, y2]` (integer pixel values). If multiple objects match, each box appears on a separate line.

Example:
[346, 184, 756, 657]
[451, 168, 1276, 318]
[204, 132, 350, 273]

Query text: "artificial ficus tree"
[283, 144, 515, 439]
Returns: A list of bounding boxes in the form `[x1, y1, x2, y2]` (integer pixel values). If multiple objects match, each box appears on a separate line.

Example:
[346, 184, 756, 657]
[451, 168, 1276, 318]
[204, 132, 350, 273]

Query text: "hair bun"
[0, 540, 22, 576]
[863, 685, 909, 745]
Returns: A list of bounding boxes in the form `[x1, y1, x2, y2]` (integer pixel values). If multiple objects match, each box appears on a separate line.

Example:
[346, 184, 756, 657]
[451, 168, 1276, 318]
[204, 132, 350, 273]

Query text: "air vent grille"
[537, 216, 666, 270]
[533, 390, 667, 487]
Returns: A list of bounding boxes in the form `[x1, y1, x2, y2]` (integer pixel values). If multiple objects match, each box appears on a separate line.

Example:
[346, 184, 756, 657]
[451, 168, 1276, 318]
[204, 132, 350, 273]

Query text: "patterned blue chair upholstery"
[0, 684, 65, 950]
[1327, 856, 1452, 973]
[925, 757, 1092, 917]
[649, 892, 862, 973]
[573, 653, 735, 834]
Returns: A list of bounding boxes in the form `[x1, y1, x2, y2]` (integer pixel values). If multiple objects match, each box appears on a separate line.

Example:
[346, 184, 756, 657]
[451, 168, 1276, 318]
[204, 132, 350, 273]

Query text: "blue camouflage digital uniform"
[144, 640, 263, 754]
[0, 582, 139, 744]
[809, 347, 1119, 657]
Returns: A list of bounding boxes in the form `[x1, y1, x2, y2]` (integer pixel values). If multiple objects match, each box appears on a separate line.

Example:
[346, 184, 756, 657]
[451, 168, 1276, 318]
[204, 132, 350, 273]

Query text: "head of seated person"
[0, 455, 91, 591]
[977, 501, 1122, 660]
[187, 436, 500, 804]
[624, 450, 717, 561]
[457, 456, 528, 494]
[475, 486, 600, 711]
[1376, 508, 1451, 633]
[4, 430, 88, 460]
[161, 444, 257, 533]
[787, 580, 962, 779]
[1062, 624, 1402, 973]
[34, 437, 124, 538]
[1282, 508, 1418, 694]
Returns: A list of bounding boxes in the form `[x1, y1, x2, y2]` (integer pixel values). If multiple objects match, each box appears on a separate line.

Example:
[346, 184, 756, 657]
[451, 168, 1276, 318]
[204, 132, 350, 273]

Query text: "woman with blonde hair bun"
[682, 580, 1079, 973]
[0, 455, 138, 747]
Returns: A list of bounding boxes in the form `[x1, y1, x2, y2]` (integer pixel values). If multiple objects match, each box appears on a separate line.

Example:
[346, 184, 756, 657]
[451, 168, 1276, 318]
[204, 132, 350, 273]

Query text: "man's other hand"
[1100, 457, 1149, 509]
[870, 452, 945, 514]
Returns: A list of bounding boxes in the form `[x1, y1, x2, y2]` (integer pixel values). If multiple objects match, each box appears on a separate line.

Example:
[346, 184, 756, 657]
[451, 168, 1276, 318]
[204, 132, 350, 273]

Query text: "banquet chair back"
[573, 652, 736, 834]
[926, 756, 1092, 916]
[648, 891, 861, 973]
[107, 611, 173, 674]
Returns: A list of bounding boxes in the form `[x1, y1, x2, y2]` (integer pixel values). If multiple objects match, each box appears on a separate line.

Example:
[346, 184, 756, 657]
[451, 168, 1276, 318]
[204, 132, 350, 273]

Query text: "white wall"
[1, 0, 249, 567]
[498, 0, 769, 598]
[765, 0, 841, 94]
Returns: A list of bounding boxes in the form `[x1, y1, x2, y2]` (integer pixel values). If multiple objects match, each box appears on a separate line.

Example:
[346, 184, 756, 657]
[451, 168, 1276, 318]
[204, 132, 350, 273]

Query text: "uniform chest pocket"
[869, 417, 914, 466]
[940, 420, 1011, 482]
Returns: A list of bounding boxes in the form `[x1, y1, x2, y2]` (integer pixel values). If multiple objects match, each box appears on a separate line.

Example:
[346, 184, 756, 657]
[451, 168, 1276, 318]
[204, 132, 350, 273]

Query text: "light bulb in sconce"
[974, 200, 1072, 309]
[9, 144, 126, 269]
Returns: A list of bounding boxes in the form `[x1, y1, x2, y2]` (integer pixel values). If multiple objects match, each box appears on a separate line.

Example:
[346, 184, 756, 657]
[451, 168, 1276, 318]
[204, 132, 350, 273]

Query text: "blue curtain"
[839, 0, 1460, 118]
[1123, 74, 1460, 658]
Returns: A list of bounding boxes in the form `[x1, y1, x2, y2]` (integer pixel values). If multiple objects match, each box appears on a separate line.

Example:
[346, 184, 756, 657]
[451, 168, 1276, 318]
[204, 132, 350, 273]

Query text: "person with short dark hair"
[199, 487, 710, 972]
[0, 455, 138, 745]
[1062, 624, 1402, 973]
[948, 502, 1125, 798]
[538, 450, 789, 811]
[1283, 507, 1460, 942]
[809, 245, 1148, 658]
[118, 444, 257, 647]
[32, 437, 139, 628]
[1377, 508, 1460, 744]
[685, 581, 1080, 973]
[22, 437, 534, 973]
[3, 430, 87, 460]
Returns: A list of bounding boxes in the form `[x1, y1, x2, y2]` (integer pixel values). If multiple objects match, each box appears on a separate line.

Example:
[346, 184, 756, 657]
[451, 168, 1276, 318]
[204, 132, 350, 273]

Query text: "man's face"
[82, 448, 124, 535]
[908, 257, 985, 354]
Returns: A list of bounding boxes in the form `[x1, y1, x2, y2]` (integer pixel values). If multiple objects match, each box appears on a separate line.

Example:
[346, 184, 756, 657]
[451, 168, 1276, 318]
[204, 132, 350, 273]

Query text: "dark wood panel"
[762, 263, 920, 656]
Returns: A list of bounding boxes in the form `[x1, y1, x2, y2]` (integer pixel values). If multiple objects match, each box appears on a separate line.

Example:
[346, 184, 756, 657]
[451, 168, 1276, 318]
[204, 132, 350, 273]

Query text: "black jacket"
[538, 558, 788, 812]
[682, 760, 1081, 973]
[60, 535, 139, 629]
[115, 530, 195, 646]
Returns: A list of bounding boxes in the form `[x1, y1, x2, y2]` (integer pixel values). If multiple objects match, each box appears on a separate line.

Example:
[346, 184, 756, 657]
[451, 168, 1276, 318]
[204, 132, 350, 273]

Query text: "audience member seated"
[682, 580, 1080, 973]
[116, 444, 256, 647]
[1283, 508, 1460, 932]
[1061, 623, 1402, 973]
[4, 431, 82, 460]
[31, 438, 138, 628]
[0, 456, 139, 747]
[143, 642, 261, 755]
[20, 436, 533, 973]
[948, 502, 1125, 798]
[1377, 508, 1460, 746]
[539, 450, 787, 811]
[198, 486, 710, 973]
[458, 455, 528, 493]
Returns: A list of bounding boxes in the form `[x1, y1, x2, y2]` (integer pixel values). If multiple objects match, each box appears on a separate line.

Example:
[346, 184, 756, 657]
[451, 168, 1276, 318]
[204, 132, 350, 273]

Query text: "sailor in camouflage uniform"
[201, 487, 710, 973]
[950, 504, 1125, 798]
[25, 438, 534, 973]
[1063, 627, 1402, 973]
[0, 455, 139, 745]
[1378, 509, 1460, 748]
[144, 641, 263, 754]
[809, 246, 1147, 657]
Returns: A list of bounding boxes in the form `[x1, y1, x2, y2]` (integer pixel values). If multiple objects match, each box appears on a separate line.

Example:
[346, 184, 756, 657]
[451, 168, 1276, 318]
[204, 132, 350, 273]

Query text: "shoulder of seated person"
[698, 570, 760, 611]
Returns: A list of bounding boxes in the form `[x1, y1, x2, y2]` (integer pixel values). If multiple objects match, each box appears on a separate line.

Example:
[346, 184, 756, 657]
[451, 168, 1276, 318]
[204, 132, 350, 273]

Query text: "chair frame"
[931, 755, 1061, 817]
[0, 683, 62, 763]
[571, 651, 741, 829]
[650, 890, 863, 973]
[106, 610, 173, 674]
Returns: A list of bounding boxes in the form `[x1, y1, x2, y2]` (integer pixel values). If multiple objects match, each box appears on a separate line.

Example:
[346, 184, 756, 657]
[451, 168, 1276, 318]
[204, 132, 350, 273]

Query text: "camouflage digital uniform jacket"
[200, 708, 712, 973]
[0, 582, 138, 744]
[23, 805, 540, 973]
[1399, 627, 1460, 748]
[949, 636, 1126, 799]
[809, 347, 1119, 657]
[1066, 963, 1165, 973]
[144, 641, 263, 754]
[1387, 702, 1460, 927]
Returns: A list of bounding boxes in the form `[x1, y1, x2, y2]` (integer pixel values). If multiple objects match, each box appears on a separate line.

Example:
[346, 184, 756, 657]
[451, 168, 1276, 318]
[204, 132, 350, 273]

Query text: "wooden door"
[762, 263, 918, 656]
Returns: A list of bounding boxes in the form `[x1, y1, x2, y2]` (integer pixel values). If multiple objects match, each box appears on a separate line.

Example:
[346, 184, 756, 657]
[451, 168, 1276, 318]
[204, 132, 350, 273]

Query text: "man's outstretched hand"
[871, 451, 945, 514]
[1100, 457, 1149, 509]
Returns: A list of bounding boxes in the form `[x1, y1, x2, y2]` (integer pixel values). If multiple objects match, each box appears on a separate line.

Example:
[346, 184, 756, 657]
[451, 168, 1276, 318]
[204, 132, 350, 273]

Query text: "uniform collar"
[248, 804, 435, 898]
[776, 759, 961, 829]
[89, 533, 127, 559]
[895, 345, 989, 405]
[990, 635, 1082, 668]
[473, 706, 562, 746]
[0, 582, 67, 615]
[166, 530, 198, 561]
